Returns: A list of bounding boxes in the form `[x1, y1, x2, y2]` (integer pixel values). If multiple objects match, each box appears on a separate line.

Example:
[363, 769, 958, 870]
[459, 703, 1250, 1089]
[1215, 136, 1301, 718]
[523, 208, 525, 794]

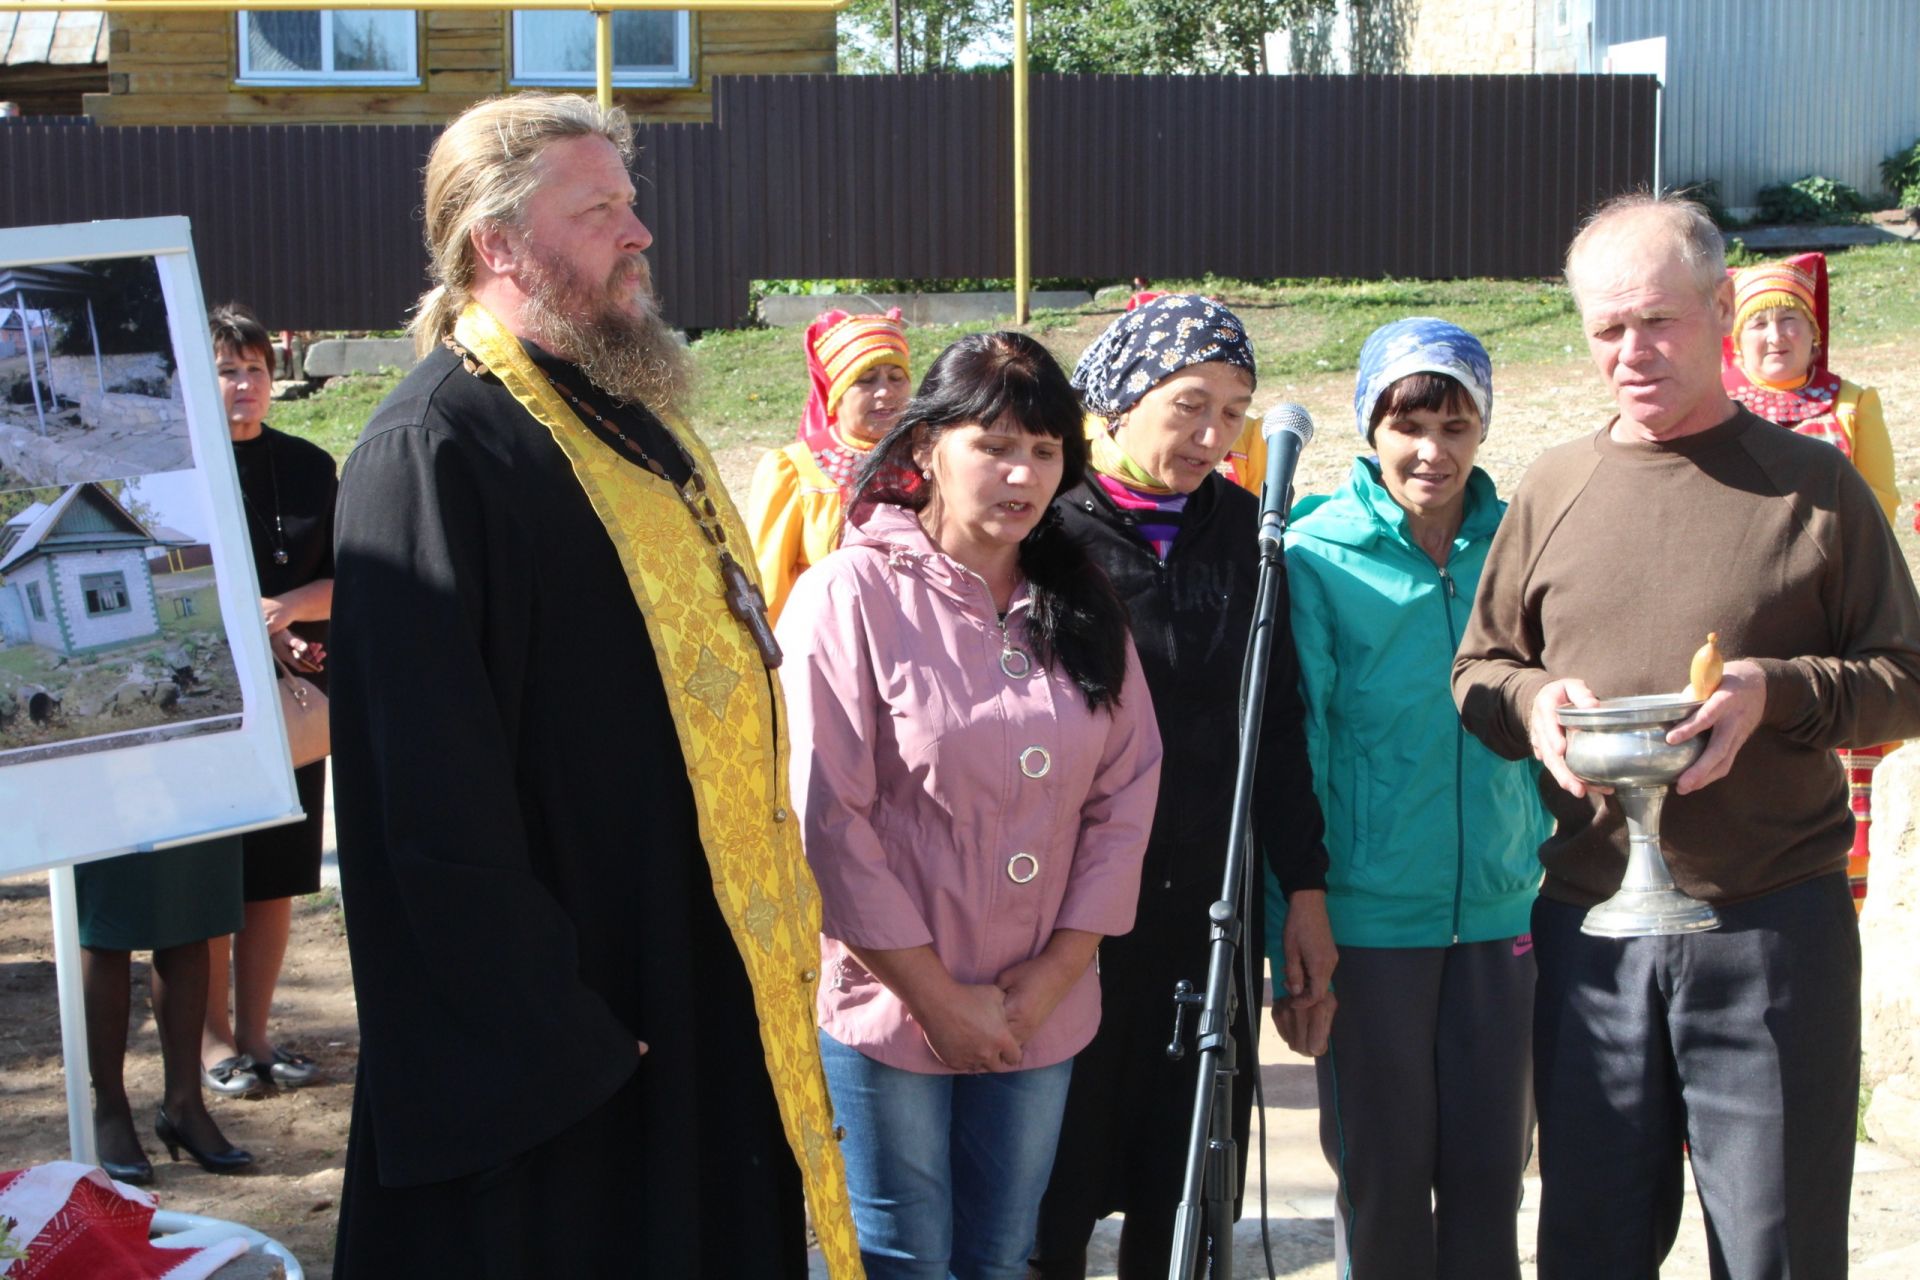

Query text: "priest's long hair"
[849, 331, 1131, 713]
[411, 92, 633, 358]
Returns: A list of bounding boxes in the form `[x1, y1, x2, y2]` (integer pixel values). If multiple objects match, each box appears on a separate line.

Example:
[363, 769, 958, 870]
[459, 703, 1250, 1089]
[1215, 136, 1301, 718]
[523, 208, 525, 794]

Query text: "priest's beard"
[518, 245, 691, 419]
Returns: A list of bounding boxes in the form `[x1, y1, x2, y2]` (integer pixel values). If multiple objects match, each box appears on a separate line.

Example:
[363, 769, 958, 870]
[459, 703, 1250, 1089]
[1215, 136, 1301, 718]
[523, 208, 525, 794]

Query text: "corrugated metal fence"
[0, 73, 1655, 332]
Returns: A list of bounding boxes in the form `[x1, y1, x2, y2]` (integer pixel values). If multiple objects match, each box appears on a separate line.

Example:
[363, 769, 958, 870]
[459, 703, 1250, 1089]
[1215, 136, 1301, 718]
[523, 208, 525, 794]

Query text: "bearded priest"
[327, 93, 859, 1278]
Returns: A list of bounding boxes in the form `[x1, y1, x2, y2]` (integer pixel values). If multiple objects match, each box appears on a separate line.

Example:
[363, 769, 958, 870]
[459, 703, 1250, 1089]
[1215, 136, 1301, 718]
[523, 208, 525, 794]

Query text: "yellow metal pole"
[595, 7, 613, 109]
[1012, 0, 1029, 325]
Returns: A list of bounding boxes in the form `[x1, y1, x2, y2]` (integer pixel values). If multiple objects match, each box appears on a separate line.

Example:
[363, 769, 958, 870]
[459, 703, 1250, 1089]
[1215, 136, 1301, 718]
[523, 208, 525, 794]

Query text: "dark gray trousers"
[1532, 872, 1860, 1280]
[1316, 938, 1537, 1280]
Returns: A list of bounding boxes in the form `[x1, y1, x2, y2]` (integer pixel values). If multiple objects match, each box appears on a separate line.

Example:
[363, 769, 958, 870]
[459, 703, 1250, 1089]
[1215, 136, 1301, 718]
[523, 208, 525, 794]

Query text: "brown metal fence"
[0, 73, 1655, 332]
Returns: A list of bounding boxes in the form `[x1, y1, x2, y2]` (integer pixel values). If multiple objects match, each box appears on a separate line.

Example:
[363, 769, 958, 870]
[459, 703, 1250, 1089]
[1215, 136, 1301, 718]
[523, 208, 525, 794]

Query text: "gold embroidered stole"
[453, 305, 861, 1278]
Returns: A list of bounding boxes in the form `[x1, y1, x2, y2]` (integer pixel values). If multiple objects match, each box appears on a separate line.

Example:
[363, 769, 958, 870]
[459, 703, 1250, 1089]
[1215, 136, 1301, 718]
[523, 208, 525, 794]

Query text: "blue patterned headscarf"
[1071, 294, 1257, 419]
[1353, 317, 1493, 440]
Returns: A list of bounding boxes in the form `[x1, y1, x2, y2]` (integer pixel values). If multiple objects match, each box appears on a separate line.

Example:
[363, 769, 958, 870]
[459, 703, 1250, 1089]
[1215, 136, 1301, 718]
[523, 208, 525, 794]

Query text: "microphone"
[1258, 403, 1314, 553]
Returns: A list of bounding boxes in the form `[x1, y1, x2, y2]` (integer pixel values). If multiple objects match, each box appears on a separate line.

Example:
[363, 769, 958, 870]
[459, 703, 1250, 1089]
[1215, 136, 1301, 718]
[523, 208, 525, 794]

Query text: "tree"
[1277, 0, 1414, 73]
[834, 0, 1340, 76]
[838, 0, 1006, 73]
[1029, 0, 1338, 76]
[99, 478, 164, 535]
[0, 487, 57, 525]
[41, 257, 173, 372]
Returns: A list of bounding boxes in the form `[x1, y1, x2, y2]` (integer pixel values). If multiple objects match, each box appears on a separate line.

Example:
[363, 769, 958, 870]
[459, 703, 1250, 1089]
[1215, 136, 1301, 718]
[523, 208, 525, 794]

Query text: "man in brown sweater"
[1454, 193, 1920, 1279]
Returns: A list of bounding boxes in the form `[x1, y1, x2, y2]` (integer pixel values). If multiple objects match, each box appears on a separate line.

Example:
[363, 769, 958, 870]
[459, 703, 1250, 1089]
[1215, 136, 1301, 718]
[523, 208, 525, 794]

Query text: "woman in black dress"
[197, 304, 337, 1097]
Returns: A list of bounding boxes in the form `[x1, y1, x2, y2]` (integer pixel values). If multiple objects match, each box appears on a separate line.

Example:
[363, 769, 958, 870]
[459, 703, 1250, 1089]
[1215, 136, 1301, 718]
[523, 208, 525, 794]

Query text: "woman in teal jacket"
[1266, 318, 1549, 1280]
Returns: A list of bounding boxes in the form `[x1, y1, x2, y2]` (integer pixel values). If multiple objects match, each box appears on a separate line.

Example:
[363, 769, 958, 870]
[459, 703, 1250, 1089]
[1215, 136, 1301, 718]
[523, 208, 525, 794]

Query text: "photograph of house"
[0, 476, 241, 766]
[0, 482, 172, 655]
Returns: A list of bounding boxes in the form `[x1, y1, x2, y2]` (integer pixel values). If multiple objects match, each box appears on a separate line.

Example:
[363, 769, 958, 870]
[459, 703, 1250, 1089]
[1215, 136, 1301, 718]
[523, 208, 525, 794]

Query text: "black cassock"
[329, 344, 806, 1278]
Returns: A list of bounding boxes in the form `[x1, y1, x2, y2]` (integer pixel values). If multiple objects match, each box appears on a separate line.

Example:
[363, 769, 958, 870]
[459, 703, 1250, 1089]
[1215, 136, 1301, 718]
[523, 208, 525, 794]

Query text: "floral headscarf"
[1353, 317, 1493, 440]
[1070, 294, 1256, 420]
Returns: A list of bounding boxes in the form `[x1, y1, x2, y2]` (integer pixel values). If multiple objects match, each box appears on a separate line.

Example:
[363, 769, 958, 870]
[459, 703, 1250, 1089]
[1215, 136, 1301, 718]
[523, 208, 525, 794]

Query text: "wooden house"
[0, 10, 107, 117]
[0, 484, 170, 656]
[80, 7, 836, 126]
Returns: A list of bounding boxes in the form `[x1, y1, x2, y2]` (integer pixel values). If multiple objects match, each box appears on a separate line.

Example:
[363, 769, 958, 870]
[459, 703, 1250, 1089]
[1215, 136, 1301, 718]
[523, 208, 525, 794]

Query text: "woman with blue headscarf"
[1032, 294, 1333, 1278]
[1264, 318, 1549, 1279]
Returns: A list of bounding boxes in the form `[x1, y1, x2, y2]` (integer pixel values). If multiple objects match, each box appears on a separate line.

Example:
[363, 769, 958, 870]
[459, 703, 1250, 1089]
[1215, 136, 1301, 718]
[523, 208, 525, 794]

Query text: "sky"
[123, 467, 215, 545]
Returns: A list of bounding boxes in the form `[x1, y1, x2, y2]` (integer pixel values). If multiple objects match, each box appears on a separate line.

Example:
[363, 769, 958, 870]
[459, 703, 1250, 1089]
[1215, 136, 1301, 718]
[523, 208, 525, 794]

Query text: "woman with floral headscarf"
[1723, 253, 1902, 910]
[1263, 318, 1549, 1279]
[1031, 294, 1333, 1278]
[747, 309, 912, 623]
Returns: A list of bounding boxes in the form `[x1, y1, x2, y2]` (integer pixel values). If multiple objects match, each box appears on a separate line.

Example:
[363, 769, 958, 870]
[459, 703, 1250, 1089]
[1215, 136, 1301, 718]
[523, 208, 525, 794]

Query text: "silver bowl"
[1557, 695, 1720, 937]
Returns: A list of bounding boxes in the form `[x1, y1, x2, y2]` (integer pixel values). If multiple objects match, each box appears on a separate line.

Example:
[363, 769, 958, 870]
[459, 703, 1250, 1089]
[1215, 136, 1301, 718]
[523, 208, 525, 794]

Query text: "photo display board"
[0, 218, 300, 876]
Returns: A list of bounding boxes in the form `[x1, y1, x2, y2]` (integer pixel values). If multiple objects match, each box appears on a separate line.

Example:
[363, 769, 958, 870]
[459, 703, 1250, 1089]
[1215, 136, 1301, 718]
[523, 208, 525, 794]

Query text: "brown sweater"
[1453, 407, 1920, 907]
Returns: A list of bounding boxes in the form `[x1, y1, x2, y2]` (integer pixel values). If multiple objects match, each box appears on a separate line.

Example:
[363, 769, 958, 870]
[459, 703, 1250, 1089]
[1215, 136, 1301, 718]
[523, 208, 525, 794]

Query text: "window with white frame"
[237, 10, 419, 85]
[511, 11, 691, 87]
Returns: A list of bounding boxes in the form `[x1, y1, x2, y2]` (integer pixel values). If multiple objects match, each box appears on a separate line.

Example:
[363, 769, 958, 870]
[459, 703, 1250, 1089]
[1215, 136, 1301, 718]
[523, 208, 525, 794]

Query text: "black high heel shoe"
[154, 1106, 253, 1174]
[99, 1154, 154, 1186]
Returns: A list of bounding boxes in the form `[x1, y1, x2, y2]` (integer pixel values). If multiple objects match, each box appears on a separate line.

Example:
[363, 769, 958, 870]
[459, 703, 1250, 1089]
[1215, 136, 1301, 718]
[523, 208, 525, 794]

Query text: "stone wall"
[0, 409, 195, 486]
[77, 389, 187, 435]
[1403, 0, 1538, 73]
[45, 352, 174, 399]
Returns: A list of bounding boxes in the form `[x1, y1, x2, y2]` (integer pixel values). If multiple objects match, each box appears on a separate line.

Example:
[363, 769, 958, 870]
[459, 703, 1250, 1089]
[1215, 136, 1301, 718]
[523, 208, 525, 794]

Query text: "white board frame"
[0, 218, 303, 1177]
[0, 217, 302, 877]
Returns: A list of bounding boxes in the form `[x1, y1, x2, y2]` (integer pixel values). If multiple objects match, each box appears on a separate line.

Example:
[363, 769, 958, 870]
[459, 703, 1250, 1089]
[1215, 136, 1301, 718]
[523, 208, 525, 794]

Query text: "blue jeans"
[818, 1030, 1074, 1280]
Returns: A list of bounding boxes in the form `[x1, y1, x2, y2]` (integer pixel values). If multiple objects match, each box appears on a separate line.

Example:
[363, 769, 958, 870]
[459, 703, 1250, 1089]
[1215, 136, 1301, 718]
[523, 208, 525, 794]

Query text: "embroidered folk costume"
[329, 301, 859, 1278]
[1722, 254, 1903, 911]
[747, 310, 912, 624]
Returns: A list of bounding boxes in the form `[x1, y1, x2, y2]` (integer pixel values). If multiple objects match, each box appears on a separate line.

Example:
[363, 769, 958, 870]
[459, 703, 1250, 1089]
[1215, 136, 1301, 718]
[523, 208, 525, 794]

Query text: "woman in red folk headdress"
[1723, 253, 1902, 911]
[746, 309, 911, 624]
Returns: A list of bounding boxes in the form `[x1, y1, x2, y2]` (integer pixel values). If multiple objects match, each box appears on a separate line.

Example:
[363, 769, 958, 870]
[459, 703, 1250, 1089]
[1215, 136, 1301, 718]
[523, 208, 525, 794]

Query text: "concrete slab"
[304, 339, 415, 379]
[1727, 223, 1920, 252]
[759, 292, 1092, 328]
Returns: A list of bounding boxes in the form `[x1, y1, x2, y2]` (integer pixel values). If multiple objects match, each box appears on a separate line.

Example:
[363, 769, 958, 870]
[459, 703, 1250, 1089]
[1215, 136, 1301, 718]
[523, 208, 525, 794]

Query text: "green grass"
[156, 581, 225, 638]
[688, 317, 1084, 452]
[268, 243, 1920, 465]
[1828, 242, 1920, 342]
[269, 372, 409, 461]
[0, 645, 51, 679]
[1149, 275, 1583, 374]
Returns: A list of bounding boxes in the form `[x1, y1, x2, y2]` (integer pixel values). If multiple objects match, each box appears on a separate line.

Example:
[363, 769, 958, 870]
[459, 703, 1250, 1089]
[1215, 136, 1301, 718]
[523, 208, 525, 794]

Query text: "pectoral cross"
[721, 554, 783, 669]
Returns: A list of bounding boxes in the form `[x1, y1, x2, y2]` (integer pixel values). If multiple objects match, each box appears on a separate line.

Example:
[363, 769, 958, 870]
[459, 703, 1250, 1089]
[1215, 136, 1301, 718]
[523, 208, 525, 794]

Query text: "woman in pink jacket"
[778, 331, 1163, 1279]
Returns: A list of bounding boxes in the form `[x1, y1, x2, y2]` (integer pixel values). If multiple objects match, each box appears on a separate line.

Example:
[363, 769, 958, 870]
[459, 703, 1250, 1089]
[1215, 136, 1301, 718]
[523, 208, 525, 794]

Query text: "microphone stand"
[1166, 490, 1291, 1279]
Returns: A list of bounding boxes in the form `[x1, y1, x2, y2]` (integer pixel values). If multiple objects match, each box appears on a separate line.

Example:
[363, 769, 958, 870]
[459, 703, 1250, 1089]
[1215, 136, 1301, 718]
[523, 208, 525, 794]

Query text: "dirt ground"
[2, 336, 1917, 1278]
[0, 877, 354, 1271]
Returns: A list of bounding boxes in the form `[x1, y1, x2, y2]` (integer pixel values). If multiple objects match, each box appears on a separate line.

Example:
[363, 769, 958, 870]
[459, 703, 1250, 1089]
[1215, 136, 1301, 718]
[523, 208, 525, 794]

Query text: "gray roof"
[0, 483, 155, 574]
[0, 11, 107, 70]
